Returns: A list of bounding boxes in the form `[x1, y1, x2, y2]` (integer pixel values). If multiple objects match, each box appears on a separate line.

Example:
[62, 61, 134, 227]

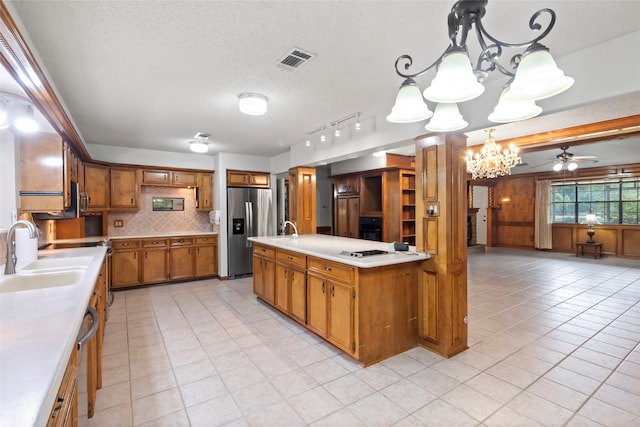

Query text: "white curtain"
[256, 189, 272, 236]
[535, 180, 553, 249]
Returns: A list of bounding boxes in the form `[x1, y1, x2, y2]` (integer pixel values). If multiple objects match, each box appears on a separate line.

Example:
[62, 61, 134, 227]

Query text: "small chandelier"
[387, 0, 574, 131]
[466, 128, 520, 179]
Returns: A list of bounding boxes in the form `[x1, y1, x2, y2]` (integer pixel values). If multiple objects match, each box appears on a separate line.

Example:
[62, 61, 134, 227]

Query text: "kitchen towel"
[14, 228, 38, 270]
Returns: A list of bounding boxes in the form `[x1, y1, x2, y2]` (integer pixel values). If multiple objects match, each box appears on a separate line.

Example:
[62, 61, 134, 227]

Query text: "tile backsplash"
[108, 187, 211, 236]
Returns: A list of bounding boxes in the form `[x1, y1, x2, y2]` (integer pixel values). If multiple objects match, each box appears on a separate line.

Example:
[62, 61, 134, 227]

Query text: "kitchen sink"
[0, 270, 85, 293]
[20, 257, 93, 273]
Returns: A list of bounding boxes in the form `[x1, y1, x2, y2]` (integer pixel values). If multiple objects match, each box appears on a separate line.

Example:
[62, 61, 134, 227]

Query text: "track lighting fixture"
[304, 112, 361, 146]
[387, 0, 573, 132]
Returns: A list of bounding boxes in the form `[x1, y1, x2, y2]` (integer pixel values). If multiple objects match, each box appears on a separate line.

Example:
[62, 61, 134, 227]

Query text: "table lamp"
[584, 213, 600, 243]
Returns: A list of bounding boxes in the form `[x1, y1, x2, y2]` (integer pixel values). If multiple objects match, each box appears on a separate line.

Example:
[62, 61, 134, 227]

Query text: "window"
[551, 179, 640, 224]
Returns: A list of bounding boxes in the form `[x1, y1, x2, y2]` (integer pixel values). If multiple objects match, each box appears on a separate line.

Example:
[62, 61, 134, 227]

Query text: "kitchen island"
[248, 234, 429, 366]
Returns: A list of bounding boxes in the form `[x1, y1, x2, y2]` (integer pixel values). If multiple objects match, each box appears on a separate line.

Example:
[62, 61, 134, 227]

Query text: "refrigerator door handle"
[246, 201, 253, 247]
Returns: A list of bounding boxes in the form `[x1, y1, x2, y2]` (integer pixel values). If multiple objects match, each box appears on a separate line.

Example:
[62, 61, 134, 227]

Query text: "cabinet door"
[250, 172, 270, 187]
[253, 255, 265, 298]
[110, 168, 138, 209]
[19, 132, 65, 212]
[307, 274, 327, 336]
[170, 246, 194, 280]
[194, 245, 216, 277]
[142, 248, 168, 283]
[328, 281, 355, 353]
[142, 170, 171, 186]
[275, 264, 289, 313]
[228, 171, 250, 186]
[290, 267, 307, 324]
[172, 171, 197, 187]
[336, 197, 349, 237]
[347, 197, 360, 238]
[262, 257, 276, 305]
[196, 173, 214, 211]
[85, 164, 110, 209]
[111, 250, 140, 288]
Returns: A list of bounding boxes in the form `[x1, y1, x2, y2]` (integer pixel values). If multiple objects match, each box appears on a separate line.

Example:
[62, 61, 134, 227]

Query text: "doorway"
[472, 186, 488, 245]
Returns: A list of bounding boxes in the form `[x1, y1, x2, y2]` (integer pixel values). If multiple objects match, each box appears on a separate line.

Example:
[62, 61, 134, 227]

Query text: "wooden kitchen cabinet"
[194, 235, 217, 277]
[18, 132, 70, 212]
[142, 169, 171, 186]
[252, 244, 275, 304]
[275, 249, 307, 323]
[172, 171, 197, 187]
[307, 274, 328, 337]
[47, 348, 77, 427]
[141, 239, 168, 284]
[335, 196, 360, 238]
[110, 239, 140, 288]
[196, 172, 214, 211]
[84, 164, 110, 210]
[110, 167, 139, 210]
[335, 174, 360, 195]
[169, 237, 194, 280]
[288, 166, 316, 235]
[227, 170, 270, 188]
[360, 172, 383, 216]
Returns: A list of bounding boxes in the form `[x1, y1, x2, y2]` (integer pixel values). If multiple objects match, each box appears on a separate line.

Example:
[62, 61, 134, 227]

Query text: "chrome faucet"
[4, 220, 38, 275]
[283, 220, 299, 239]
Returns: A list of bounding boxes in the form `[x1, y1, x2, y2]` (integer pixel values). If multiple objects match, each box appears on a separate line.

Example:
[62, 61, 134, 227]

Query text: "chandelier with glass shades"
[466, 128, 521, 179]
[387, 0, 574, 131]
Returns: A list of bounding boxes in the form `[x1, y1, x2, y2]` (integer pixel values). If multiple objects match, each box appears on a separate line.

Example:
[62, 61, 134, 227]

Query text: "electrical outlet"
[114, 219, 124, 228]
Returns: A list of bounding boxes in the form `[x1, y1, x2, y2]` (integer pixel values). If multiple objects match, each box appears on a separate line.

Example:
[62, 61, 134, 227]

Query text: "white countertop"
[248, 234, 429, 267]
[0, 246, 107, 427]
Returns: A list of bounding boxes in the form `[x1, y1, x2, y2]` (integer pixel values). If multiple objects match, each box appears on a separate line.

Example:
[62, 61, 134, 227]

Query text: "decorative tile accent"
[108, 187, 211, 236]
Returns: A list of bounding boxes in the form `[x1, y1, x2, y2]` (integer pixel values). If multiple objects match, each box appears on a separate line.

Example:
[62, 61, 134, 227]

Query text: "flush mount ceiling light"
[387, 0, 573, 131]
[190, 140, 208, 153]
[466, 128, 520, 179]
[238, 93, 268, 116]
[0, 92, 40, 133]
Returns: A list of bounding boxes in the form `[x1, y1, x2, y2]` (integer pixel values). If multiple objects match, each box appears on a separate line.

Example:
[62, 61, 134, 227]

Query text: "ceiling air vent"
[194, 132, 210, 139]
[277, 47, 316, 71]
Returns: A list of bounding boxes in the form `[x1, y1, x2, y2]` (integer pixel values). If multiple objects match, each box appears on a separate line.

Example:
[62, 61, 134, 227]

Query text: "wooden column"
[288, 166, 317, 235]
[415, 133, 468, 358]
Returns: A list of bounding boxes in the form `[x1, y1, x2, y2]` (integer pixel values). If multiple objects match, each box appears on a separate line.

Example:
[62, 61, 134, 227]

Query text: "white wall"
[0, 129, 17, 231]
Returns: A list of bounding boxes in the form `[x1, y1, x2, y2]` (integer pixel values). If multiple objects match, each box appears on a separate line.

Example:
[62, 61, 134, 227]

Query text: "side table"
[576, 242, 603, 259]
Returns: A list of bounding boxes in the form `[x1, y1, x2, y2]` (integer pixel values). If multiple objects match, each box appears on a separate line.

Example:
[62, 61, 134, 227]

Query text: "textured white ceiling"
[4, 0, 640, 163]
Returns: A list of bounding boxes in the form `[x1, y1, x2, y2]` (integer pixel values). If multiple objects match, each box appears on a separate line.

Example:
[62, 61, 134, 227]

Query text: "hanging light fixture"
[466, 128, 520, 179]
[238, 93, 268, 115]
[190, 140, 208, 153]
[387, 1, 573, 132]
[355, 113, 362, 131]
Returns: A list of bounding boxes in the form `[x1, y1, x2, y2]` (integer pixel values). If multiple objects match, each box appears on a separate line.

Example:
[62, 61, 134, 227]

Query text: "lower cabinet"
[252, 245, 420, 366]
[47, 348, 78, 427]
[110, 234, 218, 289]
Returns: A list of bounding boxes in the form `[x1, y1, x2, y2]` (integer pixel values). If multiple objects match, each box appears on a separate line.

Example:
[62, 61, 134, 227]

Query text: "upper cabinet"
[142, 170, 171, 186]
[142, 169, 199, 188]
[110, 167, 139, 210]
[84, 164, 110, 210]
[196, 172, 214, 211]
[18, 132, 72, 212]
[172, 171, 197, 187]
[227, 170, 270, 188]
[288, 166, 316, 235]
[335, 175, 360, 195]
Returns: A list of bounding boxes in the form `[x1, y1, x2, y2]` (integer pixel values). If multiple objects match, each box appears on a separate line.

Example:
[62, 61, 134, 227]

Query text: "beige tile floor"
[78, 248, 640, 426]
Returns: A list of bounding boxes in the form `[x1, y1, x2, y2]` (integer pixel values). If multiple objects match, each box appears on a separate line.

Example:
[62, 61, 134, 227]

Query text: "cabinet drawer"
[170, 237, 194, 246]
[253, 244, 275, 258]
[142, 239, 168, 248]
[195, 236, 217, 245]
[308, 257, 355, 283]
[276, 249, 306, 268]
[111, 239, 140, 250]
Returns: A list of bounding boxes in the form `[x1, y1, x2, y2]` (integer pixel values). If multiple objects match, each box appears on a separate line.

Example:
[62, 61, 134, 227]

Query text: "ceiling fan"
[535, 146, 599, 171]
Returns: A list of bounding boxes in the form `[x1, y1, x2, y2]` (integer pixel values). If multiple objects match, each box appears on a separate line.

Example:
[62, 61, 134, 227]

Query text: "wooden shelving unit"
[400, 170, 416, 246]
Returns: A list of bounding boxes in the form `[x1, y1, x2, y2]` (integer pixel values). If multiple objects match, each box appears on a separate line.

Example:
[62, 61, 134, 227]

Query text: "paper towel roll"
[14, 228, 38, 270]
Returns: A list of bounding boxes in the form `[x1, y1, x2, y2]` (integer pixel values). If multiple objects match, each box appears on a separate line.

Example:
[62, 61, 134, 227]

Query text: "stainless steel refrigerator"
[227, 187, 273, 278]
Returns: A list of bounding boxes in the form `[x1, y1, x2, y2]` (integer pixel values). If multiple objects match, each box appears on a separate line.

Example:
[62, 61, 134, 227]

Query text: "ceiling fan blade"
[572, 155, 598, 160]
[574, 158, 599, 163]
[532, 160, 556, 168]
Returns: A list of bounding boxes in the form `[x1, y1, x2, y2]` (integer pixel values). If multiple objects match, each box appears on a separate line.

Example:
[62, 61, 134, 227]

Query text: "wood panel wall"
[486, 163, 640, 259]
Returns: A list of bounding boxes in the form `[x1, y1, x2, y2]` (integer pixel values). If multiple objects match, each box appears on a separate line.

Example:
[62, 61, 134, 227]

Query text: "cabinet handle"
[331, 284, 335, 297]
[283, 270, 287, 278]
[188, 248, 191, 255]
[122, 242, 129, 246]
[400, 272, 410, 277]
[325, 266, 332, 272]
[197, 248, 200, 255]
[51, 396, 64, 418]
[130, 197, 134, 205]
[175, 175, 179, 182]
[321, 282, 325, 293]
[145, 252, 148, 259]
[133, 252, 137, 259]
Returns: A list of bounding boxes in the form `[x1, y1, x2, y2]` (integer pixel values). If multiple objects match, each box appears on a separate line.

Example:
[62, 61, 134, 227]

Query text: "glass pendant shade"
[567, 161, 578, 171]
[190, 141, 208, 153]
[423, 50, 485, 103]
[507, 46, 574, 101]
[386, 79, 433, 123]
[552, 162, 563, 172]
[488, 87, 543, 123]
[238, 93, 268, 115]
[13, 105, 39, 133]
[424, 103, 468, 132]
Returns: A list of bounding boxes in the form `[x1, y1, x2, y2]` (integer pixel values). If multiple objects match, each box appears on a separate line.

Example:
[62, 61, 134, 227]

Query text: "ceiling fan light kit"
[387, 0, 574, 132]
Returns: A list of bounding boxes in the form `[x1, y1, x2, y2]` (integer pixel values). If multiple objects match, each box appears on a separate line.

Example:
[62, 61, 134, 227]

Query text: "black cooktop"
[348, 249, 388, 257]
